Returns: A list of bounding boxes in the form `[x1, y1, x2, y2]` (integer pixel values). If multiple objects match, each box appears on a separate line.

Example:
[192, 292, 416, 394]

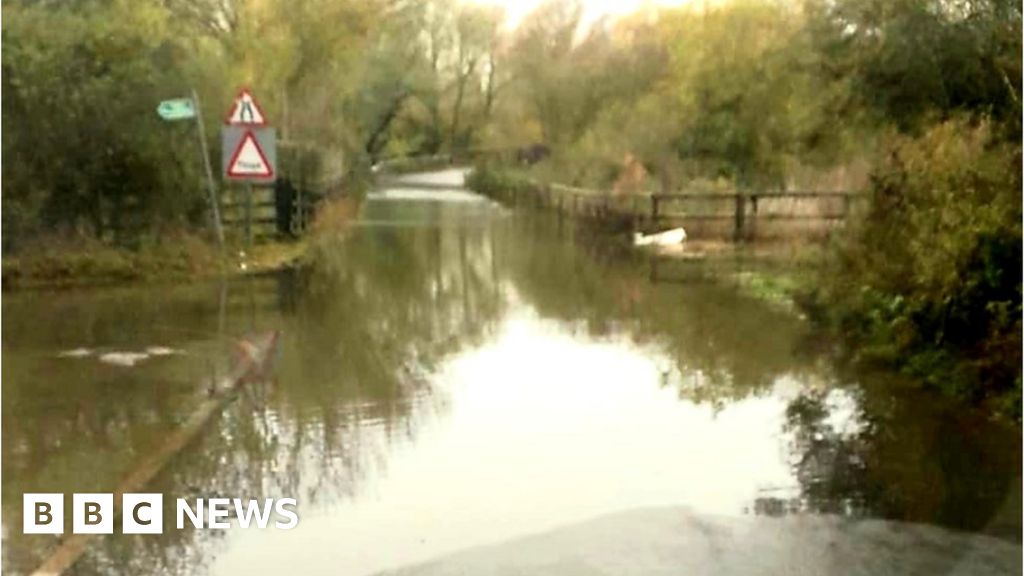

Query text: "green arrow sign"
[157, 98, 196, 121]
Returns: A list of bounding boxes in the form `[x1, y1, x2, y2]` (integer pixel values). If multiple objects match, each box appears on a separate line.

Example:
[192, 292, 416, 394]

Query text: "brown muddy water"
[2, 176, 1020, 575]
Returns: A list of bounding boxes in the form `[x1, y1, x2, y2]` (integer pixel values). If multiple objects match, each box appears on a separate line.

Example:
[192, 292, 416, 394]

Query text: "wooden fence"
[490, 182, 867, 242]
[219, 141, 343, 243]
[220, 184, 322, 244]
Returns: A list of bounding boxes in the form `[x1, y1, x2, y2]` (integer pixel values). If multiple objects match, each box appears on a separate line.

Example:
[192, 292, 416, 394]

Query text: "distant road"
[386, 168, 471, 189]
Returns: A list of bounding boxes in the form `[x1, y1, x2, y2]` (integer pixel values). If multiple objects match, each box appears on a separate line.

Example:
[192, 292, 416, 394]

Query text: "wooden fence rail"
[490, 182, 867, 242]
[218, 181, 324, 243]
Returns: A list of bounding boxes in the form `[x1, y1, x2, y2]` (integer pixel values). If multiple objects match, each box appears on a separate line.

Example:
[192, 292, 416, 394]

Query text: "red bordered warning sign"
[226, 130, 274, 179]
[225, 88, 268, 126]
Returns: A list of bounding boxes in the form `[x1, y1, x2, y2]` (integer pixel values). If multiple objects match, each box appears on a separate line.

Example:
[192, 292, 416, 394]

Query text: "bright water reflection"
[1, 183, 1019, 575]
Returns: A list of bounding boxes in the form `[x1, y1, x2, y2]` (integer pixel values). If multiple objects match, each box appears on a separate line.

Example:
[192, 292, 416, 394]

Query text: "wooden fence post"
[245, 183, 254, 247]
[733, 193, 746, 242]
[749, 193, 758, 242]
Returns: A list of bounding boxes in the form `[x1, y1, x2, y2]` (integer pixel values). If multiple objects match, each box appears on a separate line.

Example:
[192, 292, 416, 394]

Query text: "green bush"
[816, 117, 1021, 417]
[465, 163, 537, 200]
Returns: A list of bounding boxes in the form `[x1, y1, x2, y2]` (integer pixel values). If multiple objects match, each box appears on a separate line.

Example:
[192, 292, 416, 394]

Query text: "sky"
[470, 0, 693, 29]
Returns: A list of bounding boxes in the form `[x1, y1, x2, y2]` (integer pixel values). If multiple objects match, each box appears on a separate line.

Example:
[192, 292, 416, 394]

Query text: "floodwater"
[2, 171, 1020, 575]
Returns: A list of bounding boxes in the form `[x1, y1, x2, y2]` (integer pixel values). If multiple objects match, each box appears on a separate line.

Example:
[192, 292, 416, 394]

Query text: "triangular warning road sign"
[225, 88, 267, 126]
[227, 131, 274, 179]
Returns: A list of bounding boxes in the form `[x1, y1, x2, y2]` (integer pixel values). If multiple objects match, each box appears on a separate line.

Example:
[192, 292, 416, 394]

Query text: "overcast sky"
[469, 0, 693, 29]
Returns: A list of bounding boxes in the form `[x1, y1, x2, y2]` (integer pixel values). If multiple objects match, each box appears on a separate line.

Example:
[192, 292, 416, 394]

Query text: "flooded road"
[2, 172, 1020, 575]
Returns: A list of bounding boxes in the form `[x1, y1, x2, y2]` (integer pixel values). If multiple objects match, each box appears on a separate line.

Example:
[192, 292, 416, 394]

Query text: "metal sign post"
[191, 88, 224, 249]
[157, 91, 224, 249]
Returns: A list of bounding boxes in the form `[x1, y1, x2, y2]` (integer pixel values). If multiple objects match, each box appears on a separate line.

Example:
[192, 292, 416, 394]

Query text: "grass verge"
[2, 197, 362, 289]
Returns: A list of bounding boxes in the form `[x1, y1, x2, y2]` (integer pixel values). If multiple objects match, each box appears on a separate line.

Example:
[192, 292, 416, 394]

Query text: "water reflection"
[2, 186, 1019, 576]
[496, 217, 818, 407]
[773, 382, 1020, 537]
[2, 283, 238, 573]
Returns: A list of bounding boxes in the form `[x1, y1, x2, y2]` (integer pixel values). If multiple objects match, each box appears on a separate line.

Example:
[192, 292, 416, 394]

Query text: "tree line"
[5, 0, 1019, 239]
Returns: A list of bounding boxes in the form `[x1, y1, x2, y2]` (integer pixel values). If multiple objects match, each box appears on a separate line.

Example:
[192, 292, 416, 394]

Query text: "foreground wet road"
[384, 508, 1021, 576]
[2, 171, 1020, 575]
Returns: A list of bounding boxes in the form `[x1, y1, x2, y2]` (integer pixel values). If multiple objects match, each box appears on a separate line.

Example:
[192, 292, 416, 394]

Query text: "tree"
[806, 0, 1021, 135]
[448, 3, 502, 151]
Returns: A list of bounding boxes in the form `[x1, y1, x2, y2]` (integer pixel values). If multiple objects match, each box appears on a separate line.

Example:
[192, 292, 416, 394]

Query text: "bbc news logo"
[24, 494, 298, 534]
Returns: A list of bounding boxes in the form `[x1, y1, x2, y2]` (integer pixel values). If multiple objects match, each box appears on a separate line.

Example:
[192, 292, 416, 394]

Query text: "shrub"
[465, 162, 537, 200]
[817, 117, 1021, 417]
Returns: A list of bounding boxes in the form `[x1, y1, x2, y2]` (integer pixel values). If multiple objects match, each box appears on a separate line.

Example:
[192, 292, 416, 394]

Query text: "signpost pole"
[191, 88, 224, 249]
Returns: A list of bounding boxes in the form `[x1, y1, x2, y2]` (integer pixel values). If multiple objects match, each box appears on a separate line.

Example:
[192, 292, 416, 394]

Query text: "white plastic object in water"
[633, 227, 687, 247]
[98, 351, 150, 367]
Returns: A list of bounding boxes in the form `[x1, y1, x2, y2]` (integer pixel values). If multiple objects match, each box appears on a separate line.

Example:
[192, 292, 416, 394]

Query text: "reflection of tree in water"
[757, 380, 1021, 537]
[49, 215, 506, 575]
[759, 388, 871, 518]
[2, 285, 239, 574]
[496, 216, 818, 407]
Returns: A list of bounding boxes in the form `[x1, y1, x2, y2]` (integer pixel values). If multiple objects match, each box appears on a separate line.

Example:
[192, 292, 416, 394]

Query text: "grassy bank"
[2, 196, 362, 290]
[2, 233, 224, 289]
[1, 235, 292, 289]
[465, 163, 536, 200]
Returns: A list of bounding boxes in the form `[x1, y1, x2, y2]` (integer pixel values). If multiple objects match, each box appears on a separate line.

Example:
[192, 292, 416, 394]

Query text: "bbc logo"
[24, 493, 162, 535]
[24, 494, 299, 534]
